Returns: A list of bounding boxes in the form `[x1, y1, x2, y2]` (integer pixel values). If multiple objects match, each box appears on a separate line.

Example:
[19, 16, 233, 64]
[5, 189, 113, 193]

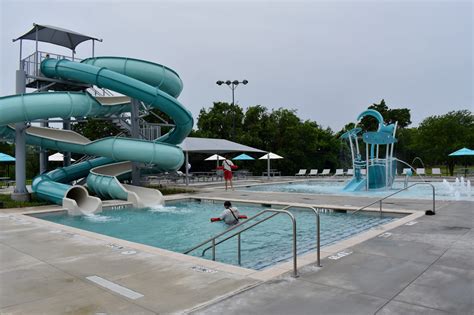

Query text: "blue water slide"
[0, 56, 193, 214]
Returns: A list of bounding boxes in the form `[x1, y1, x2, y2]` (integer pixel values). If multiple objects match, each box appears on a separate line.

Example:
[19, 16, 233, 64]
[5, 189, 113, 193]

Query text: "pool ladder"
[183, 205, 321, 278]
[351, 182, 436, 216]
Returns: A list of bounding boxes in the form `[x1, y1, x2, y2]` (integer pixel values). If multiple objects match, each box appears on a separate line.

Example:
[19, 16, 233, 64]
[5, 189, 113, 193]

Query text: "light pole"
[216, 79, 248, 139]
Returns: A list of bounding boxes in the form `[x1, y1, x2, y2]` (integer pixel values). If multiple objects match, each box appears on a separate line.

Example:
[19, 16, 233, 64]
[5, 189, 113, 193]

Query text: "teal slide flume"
[0, 56, 193, 214]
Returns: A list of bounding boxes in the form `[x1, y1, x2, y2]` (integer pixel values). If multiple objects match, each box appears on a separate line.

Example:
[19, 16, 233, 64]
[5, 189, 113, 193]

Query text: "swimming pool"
[33, 199, 398, 270]
[240, 180, 474, 201]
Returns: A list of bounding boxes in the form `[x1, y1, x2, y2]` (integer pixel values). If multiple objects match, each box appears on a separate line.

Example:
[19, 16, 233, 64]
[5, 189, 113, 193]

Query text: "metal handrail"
[280, 205, 321, 267]
[184, 209, 299, 277]
[351, 182, 436, 216]
[200, 205, 321, 267]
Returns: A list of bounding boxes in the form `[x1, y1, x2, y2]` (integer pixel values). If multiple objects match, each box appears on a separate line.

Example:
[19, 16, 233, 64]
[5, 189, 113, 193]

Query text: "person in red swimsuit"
[222, 156, 237, 190]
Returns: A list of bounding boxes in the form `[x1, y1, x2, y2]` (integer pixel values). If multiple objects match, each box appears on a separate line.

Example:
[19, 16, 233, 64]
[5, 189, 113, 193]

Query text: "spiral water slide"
[0, 57, 193, 215]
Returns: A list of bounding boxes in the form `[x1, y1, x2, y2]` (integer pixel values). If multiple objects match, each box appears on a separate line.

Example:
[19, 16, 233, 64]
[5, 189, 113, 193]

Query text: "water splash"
[441, 177, 472, 200]
[83, 213, 120, 223]
[148, 204, 191, 214]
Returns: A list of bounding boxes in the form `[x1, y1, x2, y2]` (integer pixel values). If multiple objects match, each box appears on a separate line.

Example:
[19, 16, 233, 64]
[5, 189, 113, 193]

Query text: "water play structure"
[340, 109, 397, 191]
[0, 24, 193, 215]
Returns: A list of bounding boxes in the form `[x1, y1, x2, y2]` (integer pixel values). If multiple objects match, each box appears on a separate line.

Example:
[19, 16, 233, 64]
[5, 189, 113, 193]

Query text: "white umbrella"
[259, 152, 284, 179]
[48, 152, 75, 162]
[259, 152, 284, 160]
[204, 154, 226, 168]
[204, 154, 226, 161]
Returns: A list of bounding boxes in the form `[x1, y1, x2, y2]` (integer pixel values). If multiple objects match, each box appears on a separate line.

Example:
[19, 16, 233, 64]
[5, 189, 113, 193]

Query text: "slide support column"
[12, 69, 30, 201]
[62, 119, 72, 167]
[131, 99, 140, 185]
[39, 120, 48, 174]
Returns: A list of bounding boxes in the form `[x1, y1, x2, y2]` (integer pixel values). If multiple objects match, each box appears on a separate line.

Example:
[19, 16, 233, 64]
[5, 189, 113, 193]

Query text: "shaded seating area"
[178, 137, 266, 185]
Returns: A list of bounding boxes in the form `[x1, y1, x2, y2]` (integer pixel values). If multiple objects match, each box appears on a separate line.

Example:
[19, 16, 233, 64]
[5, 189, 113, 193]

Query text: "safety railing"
[21, 51, 82, 81]
[184, 204, 322, 277]
[351, 182, 436, 216]
[184, 208, 299, 277]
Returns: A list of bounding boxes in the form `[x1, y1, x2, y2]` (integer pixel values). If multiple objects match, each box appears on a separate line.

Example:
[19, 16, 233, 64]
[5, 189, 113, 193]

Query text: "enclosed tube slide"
[0, 57, 193, 215]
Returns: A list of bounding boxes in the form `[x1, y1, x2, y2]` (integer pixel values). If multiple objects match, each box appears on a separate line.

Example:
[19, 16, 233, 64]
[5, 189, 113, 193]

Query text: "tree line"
[192, 100, 473, 176]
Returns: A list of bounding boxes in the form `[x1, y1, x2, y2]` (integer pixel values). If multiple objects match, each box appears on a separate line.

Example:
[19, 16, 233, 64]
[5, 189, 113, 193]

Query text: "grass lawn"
[0, 193, 51, 209]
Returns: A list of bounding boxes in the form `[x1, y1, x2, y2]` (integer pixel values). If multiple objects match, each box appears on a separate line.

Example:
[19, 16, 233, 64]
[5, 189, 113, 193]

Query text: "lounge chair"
[308, 169, 318, 176]
[416, 168, 425, 175]
[295, 169, 307, 176]
[321, 169, 330, 176]
[346, 169, 354, 176]
[431, 168, 442, 176]
[361, 169, 367, 175]
[402, 168, 410, 175]
[334, 169, 344, 176]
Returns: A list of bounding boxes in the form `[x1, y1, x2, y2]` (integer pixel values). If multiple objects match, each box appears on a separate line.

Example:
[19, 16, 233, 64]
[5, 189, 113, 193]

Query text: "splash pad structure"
[340, 109, 397, 191]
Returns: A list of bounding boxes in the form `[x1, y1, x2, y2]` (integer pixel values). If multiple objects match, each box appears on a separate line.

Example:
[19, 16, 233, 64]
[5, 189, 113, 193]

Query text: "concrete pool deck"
[0, 187, 472, 314]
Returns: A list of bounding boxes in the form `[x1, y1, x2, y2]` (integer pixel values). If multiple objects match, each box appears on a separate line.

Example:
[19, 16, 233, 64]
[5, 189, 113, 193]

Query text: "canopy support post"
[185, 151, 189, 186]
[267, 154, 270, 180]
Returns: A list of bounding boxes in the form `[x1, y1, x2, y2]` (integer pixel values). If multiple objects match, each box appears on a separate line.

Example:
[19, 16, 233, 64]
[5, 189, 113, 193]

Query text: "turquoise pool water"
[240, 180, 474, 201]
[34, 200, 397, 270]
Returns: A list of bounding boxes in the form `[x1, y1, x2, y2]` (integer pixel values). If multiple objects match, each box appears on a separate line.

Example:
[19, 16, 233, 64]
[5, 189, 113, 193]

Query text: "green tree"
[195, 102, 244, 140]
[72, 118, 121, 141]
[413, 110, 474, 175]
[360, 99, 412, 131]
[194, 103, 341, 175]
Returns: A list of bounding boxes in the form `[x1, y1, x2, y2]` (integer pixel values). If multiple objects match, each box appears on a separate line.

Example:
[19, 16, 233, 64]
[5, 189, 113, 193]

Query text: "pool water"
[34, 200, 397, 270]
[240, 180, 474, 201]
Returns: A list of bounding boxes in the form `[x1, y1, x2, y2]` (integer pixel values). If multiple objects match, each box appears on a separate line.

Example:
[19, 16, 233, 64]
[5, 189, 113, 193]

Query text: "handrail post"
[316, 211, 321, 267]
[283, 205, 320, 268]
[292, 215, 298, 278]
[237, 233, 241, 265]
[379, 200, 383, 216]
[212, 239, 216, 261]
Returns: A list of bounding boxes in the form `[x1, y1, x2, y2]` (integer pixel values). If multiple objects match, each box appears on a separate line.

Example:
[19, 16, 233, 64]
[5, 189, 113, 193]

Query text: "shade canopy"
[449, 147, 474, 157]
[259, 152, 284, 160]
[233, 153, 255, 161]
[204, 154, 225, 161]
[14, 24, 102, 51]
[48, 153, 76, 162]
[0, 153, 15, 163]
[179, 137, 265, 154]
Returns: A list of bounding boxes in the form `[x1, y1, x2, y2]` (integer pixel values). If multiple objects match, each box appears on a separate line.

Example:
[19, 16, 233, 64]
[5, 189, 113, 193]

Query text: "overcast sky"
[1, 0, 472, 131]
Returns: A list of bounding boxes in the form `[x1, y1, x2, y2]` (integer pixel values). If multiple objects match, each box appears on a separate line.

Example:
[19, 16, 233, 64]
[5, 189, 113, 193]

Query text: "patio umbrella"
[233, 153, 255, 161]
[0, 153, 15, 178]
[0, 153, 15, 162]
[448, 147, 474, 156]
[204, 154, 225, 168]
[259, 152, 284, 179]
[48, 152, 76, 162]
[448, 147, 474, 176]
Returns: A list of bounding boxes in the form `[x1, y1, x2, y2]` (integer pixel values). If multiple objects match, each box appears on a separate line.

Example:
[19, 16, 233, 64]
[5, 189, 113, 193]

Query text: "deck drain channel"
[86, 276, 144, 299]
